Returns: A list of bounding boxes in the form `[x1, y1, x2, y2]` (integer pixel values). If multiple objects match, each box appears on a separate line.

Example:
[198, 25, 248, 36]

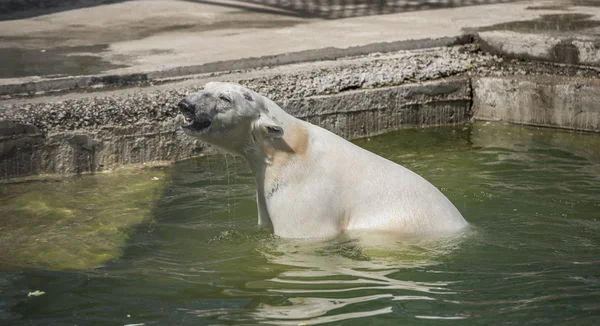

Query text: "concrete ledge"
[477, 31, 600, 66]
[3, 72, 600, 181]
[472, 76, 600, 132]
[0, 46, 478, 132]
[0, 78, 472, 179]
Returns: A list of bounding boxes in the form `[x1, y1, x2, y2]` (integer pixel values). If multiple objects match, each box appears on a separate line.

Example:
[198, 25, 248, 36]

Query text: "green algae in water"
[0, 169, 168, 270]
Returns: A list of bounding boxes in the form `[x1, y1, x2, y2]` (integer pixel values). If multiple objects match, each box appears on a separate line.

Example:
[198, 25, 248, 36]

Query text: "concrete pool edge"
[2, 46, 600, 180]
[0, 76, 473, 180]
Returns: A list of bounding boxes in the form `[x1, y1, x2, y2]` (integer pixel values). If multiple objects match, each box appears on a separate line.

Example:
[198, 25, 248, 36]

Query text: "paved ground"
[0, 0, 599, 86]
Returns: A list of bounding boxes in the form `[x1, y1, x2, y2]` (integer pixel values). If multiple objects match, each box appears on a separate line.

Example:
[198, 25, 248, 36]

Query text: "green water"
[1, 122, 599, 325]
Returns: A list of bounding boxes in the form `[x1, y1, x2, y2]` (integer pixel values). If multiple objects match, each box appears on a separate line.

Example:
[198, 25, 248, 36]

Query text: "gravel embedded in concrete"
[3, 44, 599, 134]
[0, 46, 488, 132]
[240, 46, 483, 102]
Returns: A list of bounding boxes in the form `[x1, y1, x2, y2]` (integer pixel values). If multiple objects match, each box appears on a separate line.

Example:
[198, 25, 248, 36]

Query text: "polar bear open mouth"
[181, 114, 212, 131]
[181, 115, 193, 127]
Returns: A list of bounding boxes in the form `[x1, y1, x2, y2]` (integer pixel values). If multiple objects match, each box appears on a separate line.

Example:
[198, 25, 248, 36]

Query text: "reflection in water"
[0, 169, 168, 270]
[245, 232, 471, 324]
[175, 230, 473, 324]
[263, 305, 393, 325]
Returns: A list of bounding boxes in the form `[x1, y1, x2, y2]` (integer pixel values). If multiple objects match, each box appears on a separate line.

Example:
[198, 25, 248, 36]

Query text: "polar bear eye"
[219, 94, 232, 103]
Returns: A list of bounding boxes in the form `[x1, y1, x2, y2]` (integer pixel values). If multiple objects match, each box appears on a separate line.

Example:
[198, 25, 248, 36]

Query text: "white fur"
[180, 82, 469, 238]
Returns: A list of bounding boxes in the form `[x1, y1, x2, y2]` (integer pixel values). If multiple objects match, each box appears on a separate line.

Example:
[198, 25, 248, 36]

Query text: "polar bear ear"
[257, 114, 284, 138]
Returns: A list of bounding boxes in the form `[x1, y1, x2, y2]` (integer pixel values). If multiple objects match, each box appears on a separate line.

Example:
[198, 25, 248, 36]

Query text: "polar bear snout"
[177, 97, 212, 132]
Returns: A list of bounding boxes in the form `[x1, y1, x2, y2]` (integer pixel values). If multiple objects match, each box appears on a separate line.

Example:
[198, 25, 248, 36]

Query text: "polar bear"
[178, 82, 468, 238]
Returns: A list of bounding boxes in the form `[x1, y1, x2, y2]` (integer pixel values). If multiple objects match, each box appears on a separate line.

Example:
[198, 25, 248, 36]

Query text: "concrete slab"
[2, 0, 599, 94]
[473, 75, 600, 132]
[0, 46, 481, 130]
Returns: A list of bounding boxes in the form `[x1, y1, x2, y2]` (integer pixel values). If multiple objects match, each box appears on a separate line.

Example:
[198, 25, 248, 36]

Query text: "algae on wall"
[0, 168, 169, 270]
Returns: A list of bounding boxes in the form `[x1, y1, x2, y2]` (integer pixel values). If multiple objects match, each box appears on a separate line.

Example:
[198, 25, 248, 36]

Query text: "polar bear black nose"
[178, 99, 193, 114]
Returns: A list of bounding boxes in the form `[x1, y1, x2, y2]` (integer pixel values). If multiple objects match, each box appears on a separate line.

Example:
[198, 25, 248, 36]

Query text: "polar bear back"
[306, 123, 468, 235]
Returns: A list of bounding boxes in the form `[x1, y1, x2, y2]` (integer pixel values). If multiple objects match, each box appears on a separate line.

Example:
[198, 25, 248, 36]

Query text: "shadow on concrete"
[184, 0, 522, 19]
[0, 0, 127, 21]
[0, 45, 128, 78]
[1, 0, 523, 21]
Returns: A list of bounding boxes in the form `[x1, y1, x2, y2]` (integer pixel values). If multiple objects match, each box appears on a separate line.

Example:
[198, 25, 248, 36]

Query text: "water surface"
[1, 122, 599, 325]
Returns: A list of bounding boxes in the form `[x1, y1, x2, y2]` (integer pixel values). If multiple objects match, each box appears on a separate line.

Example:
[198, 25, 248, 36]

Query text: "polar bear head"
[178, 82, 285, 155]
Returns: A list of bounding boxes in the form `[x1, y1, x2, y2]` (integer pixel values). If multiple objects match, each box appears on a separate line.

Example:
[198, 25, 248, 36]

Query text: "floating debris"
[27, 290, 45, 297]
